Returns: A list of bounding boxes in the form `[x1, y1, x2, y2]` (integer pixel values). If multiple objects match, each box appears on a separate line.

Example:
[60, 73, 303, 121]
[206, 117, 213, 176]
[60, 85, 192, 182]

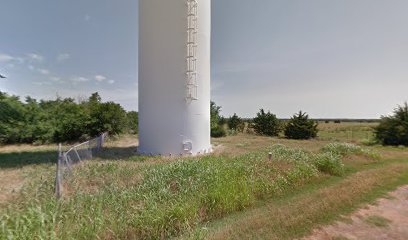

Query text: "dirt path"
[303, 185, 408, 240]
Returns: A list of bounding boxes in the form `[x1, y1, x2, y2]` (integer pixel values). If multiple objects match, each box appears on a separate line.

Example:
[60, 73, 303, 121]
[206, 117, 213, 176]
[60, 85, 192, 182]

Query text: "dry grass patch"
[0, 169, 24, 206]
[333, 236, 350, 240]
[317, 122, 378, 143]
[341, 155, 377, 168]
[213, 134, 328, 157]
[0, 144, 56, 154]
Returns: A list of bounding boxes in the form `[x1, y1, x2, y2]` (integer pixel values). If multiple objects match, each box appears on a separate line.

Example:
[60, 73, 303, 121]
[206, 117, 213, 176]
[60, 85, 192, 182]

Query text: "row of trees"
[2, 90, 405, 146]
[0, 92, 138, 144]
[253, 109, 318, 139]
[210, 102, 318, 140]
[211, 101, 408, 146]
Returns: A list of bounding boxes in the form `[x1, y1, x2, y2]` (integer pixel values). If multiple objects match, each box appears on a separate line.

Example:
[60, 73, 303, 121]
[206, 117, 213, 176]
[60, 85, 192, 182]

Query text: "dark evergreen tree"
[253, 109, 281, 136]
[284, 111, 318, 140]
[375, 102, 408, 146]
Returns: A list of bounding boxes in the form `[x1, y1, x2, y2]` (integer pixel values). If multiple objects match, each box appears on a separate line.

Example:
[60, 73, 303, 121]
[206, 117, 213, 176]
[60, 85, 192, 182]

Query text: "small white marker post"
[268, 152, 272, 160]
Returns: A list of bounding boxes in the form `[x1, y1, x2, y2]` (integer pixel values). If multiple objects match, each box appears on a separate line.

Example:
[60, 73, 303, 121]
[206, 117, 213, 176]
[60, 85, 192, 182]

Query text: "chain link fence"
[55, 133, 108, 199]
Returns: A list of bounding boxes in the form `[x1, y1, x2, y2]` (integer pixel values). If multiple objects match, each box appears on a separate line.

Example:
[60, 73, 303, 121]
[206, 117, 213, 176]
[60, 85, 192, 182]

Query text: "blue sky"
[1, 0, 408, 118]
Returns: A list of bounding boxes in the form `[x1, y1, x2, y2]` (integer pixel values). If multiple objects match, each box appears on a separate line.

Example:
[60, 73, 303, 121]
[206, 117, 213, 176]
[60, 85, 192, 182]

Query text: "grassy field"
[0, 122, 407, 239]
[316, 121, 378, 143]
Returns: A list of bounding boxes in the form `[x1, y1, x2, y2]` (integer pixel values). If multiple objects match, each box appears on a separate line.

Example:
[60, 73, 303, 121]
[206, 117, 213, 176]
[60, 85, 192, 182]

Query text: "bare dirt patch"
[0, 169, 24, 205]
[303, 185, 408, 240]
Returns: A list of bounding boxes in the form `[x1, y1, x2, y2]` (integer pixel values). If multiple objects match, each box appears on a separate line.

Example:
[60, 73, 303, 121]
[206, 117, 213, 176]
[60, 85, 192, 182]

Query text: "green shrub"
[284, 111, 318, 140]
[253, 109, 281, 136]
[322, 143, 360, 156]
[218, 116, 227, 126]
[126, 111, 138, 134]
[210, 101, 226, 138]
[0, 91, 133, 144]
[228, 113, 244, 132]
[313, 152, 345, 176]
[87, 94, 127, 136]
[210, 101, 222, 130]
[360, 137, 377, 146]
[211, 125, 227, 138]
[285, 161, 319, 185]
[227, 129, 238, 136]
[321, 143, 379, 159]
[375, 102, 408, 146]
[268, 144, 312, 162]
[269, 144, 351, 176]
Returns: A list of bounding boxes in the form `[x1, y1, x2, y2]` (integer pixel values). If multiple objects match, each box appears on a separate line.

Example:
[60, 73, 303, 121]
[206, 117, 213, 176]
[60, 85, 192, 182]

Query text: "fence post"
[74, 148, 82, 163]
[99, 134, 102, 149]
[55, 143, 62, 199]
[88, 140, 93, 158]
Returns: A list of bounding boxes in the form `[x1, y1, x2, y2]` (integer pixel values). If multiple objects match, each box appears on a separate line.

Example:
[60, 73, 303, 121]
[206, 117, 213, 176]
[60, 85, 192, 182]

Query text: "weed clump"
[322, 143, 379, 159]
[313, 152, 345, 176]
[269, 144, 345, 177]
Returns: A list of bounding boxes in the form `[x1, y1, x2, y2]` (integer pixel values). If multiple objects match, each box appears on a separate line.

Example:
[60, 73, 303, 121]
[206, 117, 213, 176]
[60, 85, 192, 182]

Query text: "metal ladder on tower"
[186, 0, 198, 101]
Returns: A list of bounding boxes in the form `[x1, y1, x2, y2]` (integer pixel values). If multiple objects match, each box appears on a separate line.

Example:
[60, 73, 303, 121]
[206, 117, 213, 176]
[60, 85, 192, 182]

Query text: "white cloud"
[50, 76, 61, 82]
[85, 15, 91, 21]
[108, 80, 115, 84]
[28, 65, 35, 71]
[57, 53, 70, 62]
[33, 81, 52, 86]
[38, 69, 50, 75]
[95, 75, 107, 82]
[27, 53, 44, 62]
[0, 54, 26, 65]
[0, 54, 14, 63]
[72, 76, 89, 82]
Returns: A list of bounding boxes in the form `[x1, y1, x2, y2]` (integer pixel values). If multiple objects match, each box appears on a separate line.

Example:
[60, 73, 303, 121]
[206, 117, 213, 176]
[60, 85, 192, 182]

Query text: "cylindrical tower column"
[138, 0, 211, 156]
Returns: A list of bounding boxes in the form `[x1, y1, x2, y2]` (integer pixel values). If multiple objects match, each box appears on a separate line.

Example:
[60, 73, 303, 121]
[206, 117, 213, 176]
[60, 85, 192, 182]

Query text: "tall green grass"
[0, 143, 378, 239]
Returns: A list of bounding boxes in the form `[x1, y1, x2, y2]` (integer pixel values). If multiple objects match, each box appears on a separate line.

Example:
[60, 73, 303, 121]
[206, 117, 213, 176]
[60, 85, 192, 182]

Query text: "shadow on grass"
[96, 146, 144, 161]
[0, 150, 57, 169]
[0, 146, 147, 169]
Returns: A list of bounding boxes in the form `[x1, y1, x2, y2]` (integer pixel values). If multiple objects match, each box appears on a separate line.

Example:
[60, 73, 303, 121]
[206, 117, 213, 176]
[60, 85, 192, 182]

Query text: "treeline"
[0, 92, 138, 144]
[211, 101, 408, 147]
[210, 102, 318, 140]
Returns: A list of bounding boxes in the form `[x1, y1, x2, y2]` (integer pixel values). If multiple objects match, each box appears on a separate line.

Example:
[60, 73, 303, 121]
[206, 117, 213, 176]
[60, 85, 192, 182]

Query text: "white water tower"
[138, 0, 211, 156]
